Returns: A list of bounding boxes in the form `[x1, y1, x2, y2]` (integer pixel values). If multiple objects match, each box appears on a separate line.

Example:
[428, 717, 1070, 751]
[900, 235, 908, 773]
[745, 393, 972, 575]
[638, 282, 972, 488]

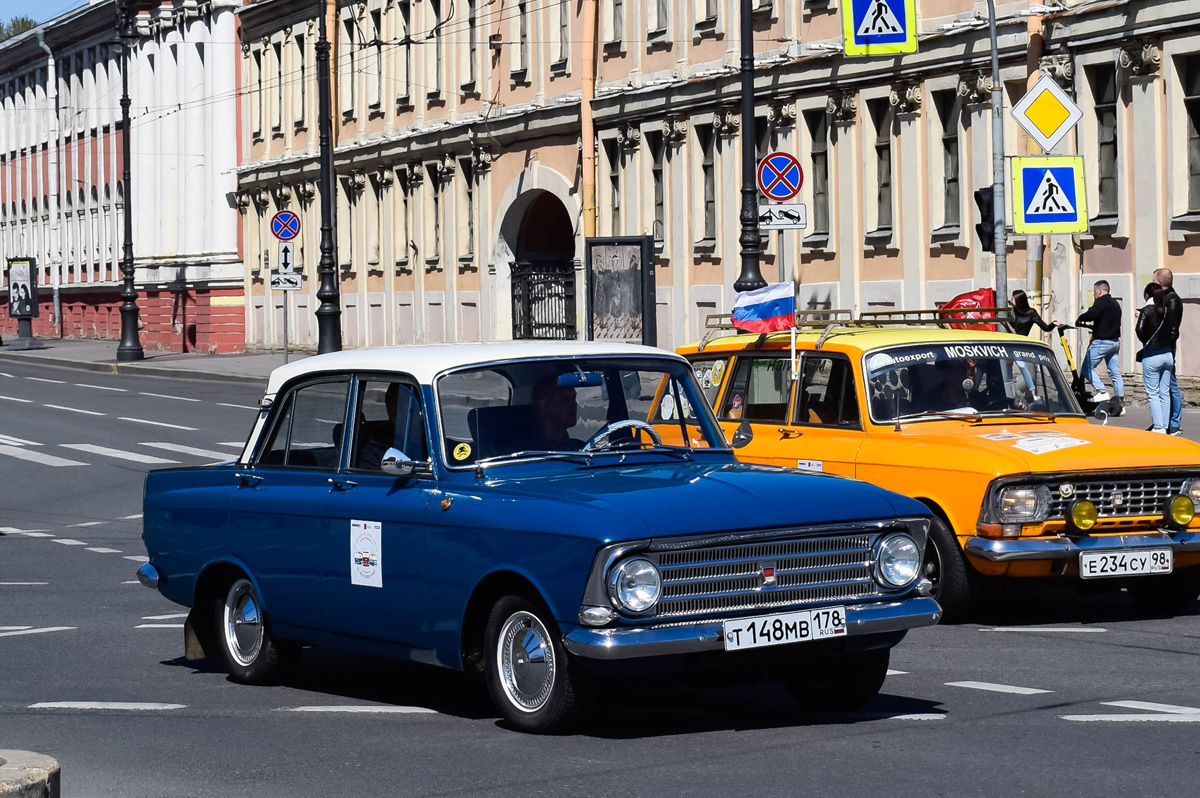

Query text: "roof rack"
[858, 307, 1016, 332]
[697, 310, 854, 352]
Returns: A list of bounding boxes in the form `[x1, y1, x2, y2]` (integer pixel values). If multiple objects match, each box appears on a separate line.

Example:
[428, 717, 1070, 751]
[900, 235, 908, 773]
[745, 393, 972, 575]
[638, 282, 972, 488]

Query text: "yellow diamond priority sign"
[1011, 75, 1082, 153]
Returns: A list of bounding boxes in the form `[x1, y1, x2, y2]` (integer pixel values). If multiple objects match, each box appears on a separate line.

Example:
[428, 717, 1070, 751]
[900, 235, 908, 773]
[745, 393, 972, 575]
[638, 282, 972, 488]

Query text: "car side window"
[795, 356, 860, 428]
[689, 357, 730, 408]
[718, 356, 792, 423]
[350, 380, 429, 471]
[256, 379, 350, 469]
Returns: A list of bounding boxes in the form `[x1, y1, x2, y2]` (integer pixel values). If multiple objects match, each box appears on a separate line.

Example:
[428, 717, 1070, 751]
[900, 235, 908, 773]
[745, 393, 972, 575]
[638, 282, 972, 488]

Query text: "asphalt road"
[2, 360, 1199, 797]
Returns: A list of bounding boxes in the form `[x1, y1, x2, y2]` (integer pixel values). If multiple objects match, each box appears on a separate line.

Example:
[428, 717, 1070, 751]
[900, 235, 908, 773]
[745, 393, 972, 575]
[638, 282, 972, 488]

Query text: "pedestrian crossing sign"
[843, 0, 917, 57]
[1011, 156, 1089, 234]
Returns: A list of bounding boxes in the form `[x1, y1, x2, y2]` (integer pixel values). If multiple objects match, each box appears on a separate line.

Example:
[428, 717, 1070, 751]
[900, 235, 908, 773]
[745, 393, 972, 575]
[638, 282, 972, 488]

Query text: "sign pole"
[734, 0, 765, 293]
[283, 288, 289, 365]
[986, 0, 1008, 304]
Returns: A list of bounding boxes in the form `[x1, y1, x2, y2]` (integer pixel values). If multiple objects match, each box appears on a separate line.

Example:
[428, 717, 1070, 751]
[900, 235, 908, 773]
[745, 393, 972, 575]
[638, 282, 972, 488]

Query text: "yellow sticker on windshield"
[453, 443, 472, 461]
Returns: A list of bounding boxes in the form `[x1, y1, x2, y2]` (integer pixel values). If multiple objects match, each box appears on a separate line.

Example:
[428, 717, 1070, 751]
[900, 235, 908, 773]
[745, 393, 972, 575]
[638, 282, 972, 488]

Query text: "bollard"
[0, 751, 60, 798]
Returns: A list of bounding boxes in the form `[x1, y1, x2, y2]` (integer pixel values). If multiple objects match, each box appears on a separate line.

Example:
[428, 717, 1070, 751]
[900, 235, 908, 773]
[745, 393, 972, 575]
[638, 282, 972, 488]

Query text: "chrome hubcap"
[924, 542, 943, 597]
[224, 579, 263, 667]
[496, 610, 555, 713]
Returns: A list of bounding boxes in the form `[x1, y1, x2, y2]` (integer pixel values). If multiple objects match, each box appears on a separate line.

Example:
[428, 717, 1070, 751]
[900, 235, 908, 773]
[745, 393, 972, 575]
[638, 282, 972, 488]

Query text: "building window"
[702, 0, 718, 24]
[368, 175, 382, 265]
[651, 0, 669, 33]
[613, 0, 623, 42]
[935, 91, 960, 228]
[272, 41, 283, 133]
[459, 158, 476, 257]
[805, 110, 829, 236]
[605, 139, 621, 234]
[432, 174, 442, 259]
[369, 9, 383, 110]
[251, 48, 263, 138]
[698, 124, 716, 241]
[1184, 55, 1200, 212]
[868, 98, 892, 231]
[429, 0, 445, 99]
[649, 130, 665, 245]
[341, 17, 356, 117]
[514, 1, 529, 75]
[1090, 65, 1118, 216]
[394, 170, 411, 269]
[397, 1, 412, 105]
[553, 0, 570, 67]
[294, 34, 306, 128]
[465, 0, 478, 86]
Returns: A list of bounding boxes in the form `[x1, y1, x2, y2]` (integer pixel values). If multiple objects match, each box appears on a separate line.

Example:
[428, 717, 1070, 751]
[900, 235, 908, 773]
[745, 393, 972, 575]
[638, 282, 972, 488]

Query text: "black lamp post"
[115, 0, 144, 361]
[314, 1, 341, 353]
[733, 0, 765, 293]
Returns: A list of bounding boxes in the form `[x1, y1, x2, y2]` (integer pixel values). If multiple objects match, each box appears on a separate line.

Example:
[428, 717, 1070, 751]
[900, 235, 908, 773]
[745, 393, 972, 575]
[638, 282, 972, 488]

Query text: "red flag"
[940, 288, 997, 331]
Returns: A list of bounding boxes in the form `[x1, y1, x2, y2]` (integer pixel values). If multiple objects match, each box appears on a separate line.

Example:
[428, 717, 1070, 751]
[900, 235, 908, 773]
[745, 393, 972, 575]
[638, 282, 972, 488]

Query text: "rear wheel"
[212, 577, 298, 684]
[923, 516, 975, 622]
[1128, 567, 1200, 616]
[784, 649, 891, 713]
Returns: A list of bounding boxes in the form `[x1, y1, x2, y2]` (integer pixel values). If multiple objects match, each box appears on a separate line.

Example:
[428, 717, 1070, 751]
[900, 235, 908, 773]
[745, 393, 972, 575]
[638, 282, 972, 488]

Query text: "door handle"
[234, 473, 263, 489]
[777, 428, 803, 438]
[327, 478, 359, 492]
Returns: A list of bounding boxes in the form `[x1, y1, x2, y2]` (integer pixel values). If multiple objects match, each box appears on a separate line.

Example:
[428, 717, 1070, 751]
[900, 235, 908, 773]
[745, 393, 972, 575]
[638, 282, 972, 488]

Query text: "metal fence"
[511, 259, 576, 340]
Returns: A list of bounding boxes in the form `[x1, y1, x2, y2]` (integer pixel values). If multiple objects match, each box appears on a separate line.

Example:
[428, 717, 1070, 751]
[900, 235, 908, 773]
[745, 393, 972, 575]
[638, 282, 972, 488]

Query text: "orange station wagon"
[678, 318, 1200, 619]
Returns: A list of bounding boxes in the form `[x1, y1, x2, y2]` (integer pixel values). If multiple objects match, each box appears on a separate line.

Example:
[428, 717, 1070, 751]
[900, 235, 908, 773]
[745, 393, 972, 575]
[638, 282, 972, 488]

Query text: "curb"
[0, 750, 60, 798]
[0, 350, 269, 385]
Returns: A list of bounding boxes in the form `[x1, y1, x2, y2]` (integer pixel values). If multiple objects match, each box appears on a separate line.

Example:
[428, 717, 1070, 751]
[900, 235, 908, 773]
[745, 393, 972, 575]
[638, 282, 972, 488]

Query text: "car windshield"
[865, 342, 1081, 423]
[436, 357, 726, 467]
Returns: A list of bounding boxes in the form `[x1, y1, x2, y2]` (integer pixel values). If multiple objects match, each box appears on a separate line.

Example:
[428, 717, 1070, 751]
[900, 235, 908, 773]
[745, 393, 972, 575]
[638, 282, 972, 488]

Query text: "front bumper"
[964, 529, 1200, 562]
[562, 596, 942, 661]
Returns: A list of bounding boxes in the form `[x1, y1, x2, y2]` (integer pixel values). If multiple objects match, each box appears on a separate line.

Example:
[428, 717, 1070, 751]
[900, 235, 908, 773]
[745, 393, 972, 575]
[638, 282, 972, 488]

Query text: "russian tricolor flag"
[731, 282, 796, 333]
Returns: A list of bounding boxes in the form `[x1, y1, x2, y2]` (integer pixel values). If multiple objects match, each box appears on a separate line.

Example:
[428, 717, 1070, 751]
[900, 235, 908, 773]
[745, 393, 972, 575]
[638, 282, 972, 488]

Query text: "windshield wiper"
[977, 410, 1058, 421]
[474, 450, 593, 476]
[893, 410, 983, 424]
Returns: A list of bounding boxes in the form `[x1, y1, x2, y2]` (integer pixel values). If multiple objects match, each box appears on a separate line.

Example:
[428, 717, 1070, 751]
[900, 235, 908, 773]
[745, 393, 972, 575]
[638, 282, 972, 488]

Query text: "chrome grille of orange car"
[1047, 477, 1187, 520]
[654, 533, 880, 618]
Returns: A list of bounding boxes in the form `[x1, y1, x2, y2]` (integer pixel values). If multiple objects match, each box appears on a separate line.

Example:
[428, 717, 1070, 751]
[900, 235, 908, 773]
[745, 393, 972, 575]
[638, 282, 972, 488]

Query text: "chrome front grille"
[653, 533, 880, 619]
[1047, 477, 1186, 519]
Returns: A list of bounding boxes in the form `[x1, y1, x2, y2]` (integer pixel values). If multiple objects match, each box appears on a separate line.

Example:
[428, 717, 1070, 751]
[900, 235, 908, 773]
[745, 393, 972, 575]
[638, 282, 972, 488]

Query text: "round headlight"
[611, 558, 661, 613]
[1069, 499, 1098, 531]
[876, 533, 920, 588]
[1169, 495, 1195, 527]
[1184, 478, 1200, 505]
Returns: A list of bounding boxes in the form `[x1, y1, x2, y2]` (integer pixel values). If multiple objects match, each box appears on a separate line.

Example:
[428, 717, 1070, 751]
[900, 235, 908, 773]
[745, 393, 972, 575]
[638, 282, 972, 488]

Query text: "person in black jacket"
[1154, 269, 1184, 434]
[1011, 290, 1057, 337]
[1138, 283, 1174, 433]
[1075, 280, 1125, 414]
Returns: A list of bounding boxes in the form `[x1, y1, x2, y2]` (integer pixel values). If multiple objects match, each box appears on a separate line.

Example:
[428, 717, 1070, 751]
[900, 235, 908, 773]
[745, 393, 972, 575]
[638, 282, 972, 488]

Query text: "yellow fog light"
[1168, 495, 1195, 528]
[1069, 500, 1099, 532]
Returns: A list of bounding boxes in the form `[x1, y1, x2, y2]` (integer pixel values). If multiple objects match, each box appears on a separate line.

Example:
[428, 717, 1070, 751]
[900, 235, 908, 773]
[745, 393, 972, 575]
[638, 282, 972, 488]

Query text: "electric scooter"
[1055, 323, 1109, 422]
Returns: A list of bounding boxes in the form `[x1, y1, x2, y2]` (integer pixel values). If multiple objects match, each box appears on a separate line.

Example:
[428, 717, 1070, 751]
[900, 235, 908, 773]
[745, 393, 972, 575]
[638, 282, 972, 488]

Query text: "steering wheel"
[581, 419, 663, 452]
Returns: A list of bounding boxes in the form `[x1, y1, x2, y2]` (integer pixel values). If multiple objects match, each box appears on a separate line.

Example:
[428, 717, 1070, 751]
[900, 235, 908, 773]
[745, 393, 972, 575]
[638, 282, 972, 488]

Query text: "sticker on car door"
[351, 519, 383, 588]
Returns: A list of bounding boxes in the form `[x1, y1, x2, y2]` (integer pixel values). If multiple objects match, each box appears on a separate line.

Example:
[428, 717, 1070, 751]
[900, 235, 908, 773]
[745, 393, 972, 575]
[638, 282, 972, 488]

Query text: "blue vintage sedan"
[138, 342, 940, 732]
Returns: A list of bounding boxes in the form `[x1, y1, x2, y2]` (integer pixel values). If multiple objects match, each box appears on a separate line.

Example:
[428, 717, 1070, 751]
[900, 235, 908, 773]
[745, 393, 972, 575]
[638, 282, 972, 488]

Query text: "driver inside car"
[918, 359, 981, 414]
[529, 374, 581, 451]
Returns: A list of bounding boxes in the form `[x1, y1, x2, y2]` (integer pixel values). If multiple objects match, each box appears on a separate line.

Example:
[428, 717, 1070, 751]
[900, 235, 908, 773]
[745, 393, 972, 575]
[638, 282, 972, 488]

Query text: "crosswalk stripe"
[45, 404, 105, 416]
[0, 445, 86, 467]
[140, 442, 235, 461]
[60, 444, 179, 465]
[0, 433, 40, 446]
[119, 417, 198, 431]
[0, 395, 33, 403]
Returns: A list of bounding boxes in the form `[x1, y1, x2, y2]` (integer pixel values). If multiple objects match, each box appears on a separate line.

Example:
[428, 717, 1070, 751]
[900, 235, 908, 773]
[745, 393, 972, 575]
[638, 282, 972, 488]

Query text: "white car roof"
[264, 341, 682, 394]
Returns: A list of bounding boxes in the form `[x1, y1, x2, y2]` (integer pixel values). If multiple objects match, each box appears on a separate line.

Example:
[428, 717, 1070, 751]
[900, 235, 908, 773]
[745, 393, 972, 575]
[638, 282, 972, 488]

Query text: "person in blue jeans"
[1075, 280, 1125, 415]
[1137, 283, 1174, 433]
[1154, 268, 1184, 435]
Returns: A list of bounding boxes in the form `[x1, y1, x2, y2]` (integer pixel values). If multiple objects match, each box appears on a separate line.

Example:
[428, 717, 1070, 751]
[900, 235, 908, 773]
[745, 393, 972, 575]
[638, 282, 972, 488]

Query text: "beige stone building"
[235, 0, 1200, 376]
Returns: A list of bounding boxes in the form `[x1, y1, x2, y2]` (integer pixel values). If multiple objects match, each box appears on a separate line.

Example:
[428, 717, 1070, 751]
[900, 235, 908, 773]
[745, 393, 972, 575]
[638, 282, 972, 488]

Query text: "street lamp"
[115, 0, 144, 361]
[314, 0, 341, 353]
[734, 0, 765, 293]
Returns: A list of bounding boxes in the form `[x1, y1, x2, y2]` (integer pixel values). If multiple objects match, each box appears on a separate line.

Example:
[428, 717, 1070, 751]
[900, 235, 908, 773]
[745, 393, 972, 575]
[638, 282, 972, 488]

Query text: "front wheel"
[212, 577, 298, 684]
[783, 649, 891, 713]
[483, 595, 584, 734]
[923, 516, 975, 622]
[1127, 568, 1200, 616]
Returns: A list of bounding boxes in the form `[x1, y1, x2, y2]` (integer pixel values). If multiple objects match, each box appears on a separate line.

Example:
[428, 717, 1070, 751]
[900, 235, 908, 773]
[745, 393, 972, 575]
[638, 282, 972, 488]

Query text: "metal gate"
[511, 259, 577, 340]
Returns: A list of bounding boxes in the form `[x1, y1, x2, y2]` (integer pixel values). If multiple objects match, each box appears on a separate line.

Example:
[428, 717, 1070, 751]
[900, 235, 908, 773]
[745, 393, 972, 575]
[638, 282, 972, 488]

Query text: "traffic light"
[974, 188, 995, 253]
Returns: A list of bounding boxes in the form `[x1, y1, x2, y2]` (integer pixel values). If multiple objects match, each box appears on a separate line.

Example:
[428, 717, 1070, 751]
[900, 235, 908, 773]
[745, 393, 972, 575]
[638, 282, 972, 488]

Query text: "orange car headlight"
[1068, 500, 1099, 532]
[1167, 496, 1195, 528]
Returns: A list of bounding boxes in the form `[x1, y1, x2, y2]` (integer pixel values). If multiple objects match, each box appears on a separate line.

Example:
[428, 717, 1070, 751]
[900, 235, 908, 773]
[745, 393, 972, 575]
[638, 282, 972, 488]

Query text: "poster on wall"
[5, 258, 38, 319]
[584, 236, 656, 347]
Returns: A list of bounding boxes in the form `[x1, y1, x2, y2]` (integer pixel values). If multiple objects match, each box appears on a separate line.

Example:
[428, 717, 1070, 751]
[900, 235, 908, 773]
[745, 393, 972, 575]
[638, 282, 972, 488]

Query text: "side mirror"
[731, 419, 754, 449]
[381, 447, 415, 477]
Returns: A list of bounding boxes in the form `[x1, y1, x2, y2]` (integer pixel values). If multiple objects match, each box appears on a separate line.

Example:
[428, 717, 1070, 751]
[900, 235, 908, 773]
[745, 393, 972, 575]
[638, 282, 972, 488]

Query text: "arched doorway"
[509, 191, 576, 339]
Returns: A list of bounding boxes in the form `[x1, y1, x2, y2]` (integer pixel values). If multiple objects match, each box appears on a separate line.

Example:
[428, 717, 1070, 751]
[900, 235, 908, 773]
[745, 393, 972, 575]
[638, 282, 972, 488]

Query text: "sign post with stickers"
[1011, 156, 1088, 235]
[842, 0, 917, 57]
[270, 210, 302, 364]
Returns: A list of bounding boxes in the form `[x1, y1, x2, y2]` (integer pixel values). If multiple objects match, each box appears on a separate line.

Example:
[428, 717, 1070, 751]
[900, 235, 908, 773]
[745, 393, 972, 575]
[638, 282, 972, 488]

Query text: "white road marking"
[121, 580, 140, 585]
[0, 372, 13, 377]
[69, 521, 107, 528]
[217, 442, 245, 448]
[21, 532, 55, 538]
[27, 377, 66, 384]
[135, 623, 185, 629]
[122, 513, 143, 520]
[0, 527, 49, 535]
[1103, 700, 1200, 715]
[77, 383, 127, 392]
[124, 555, 150, 563]
[217, 403, 258, 411]
[118, 417, 198, 431]
[886, 669, 908, 676]
[52, 539, 88, 546]
[0, 395, 32, 403]
[0, 445, 86, 467]
[61, 444, 179, 465]
[140, 442, 234, 461]
[29, 702, 186, 711]
[283, 705, 437, 714]
[0, 433, 40, 446]
[45, 404, 105, 416]
[142, 613, 188, 620]
[0, 627, 76, 638]
[0, 582, 49, 586]
[979, 627, 1107, 634]
[864, 713, 945, 721]
[0, 626, 32, 631]
[86, 548, 122, 554]
[140, 392, 200, 402]
[1061, 700, 1200, 722]
[946, 681, 1052, 695]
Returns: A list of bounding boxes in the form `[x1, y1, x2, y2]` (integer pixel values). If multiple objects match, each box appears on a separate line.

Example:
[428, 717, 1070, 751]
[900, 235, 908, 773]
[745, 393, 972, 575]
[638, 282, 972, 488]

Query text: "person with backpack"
[1137, 283, 1174, 434]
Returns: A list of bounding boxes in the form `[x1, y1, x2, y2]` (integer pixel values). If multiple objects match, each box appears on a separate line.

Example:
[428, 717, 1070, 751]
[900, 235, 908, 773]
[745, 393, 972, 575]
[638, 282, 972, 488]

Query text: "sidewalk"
[0, 338, 307, 383]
